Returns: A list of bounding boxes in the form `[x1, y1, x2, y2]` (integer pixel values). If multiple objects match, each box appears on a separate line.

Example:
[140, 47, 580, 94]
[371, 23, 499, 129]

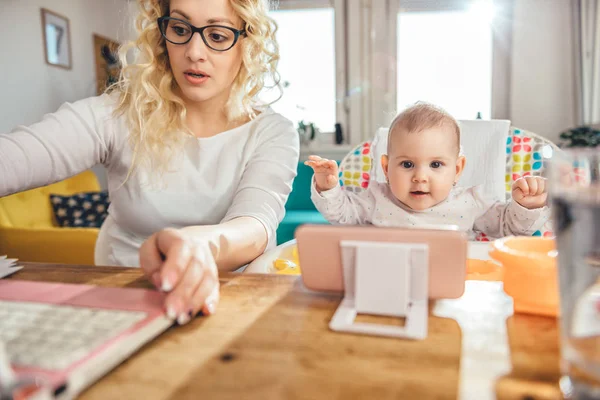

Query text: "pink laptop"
[0, 279, 173, 399]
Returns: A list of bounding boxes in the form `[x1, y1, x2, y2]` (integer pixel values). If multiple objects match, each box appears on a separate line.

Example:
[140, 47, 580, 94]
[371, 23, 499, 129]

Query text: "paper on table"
[0, 255, 22, 279]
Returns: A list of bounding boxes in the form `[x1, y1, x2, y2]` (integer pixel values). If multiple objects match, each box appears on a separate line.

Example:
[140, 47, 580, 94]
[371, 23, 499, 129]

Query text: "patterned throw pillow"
[49, 191, 110, 228]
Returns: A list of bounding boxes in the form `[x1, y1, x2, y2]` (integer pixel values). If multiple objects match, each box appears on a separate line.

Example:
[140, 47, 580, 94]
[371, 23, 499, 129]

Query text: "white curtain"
[573, 0, 600, 125]
[345, 0, 399, 144]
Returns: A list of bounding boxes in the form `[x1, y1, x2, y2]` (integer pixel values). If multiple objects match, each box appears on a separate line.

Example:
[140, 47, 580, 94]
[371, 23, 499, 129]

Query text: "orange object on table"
[489, 236, 558, 317]
[466, 259, 502, 281]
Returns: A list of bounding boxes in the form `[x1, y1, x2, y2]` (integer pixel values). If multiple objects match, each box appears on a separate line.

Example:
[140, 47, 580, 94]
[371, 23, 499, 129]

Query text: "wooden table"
[8, 263, 563, 400]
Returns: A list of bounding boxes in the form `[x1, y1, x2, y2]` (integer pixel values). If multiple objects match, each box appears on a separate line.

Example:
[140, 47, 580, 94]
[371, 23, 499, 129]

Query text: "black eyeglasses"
[157, 16, 246, 52]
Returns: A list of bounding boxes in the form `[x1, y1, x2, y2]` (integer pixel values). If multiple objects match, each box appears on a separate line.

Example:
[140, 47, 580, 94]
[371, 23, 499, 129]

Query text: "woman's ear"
[381, 154, 389, 180]
[455, 155, 466, 183]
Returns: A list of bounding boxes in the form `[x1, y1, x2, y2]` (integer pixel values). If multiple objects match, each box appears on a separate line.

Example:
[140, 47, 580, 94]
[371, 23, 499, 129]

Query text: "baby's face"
[382, 126, 465, 210]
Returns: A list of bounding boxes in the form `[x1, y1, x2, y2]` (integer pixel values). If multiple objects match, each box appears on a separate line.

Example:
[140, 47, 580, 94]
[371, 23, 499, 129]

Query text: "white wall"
[509, 0, 576, 143]
[0, 0, 135, 189]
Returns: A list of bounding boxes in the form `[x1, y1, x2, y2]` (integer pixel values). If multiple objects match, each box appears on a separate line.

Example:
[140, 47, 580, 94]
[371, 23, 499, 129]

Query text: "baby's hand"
[512, 176, 548, 209]
[305, 155, 339, 192]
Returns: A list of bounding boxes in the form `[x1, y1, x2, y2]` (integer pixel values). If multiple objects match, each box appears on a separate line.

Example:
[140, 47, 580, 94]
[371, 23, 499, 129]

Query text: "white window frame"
[274, 0, 513, 147]
[392, 0, 514, 121]
[490, 0, 514, 121]
[346, 0, 399, 144]
[274, 0, 349, 143]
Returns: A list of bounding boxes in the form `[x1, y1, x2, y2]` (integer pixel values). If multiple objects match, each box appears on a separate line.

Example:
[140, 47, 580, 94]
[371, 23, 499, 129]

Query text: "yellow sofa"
[0, 170, 101, 265]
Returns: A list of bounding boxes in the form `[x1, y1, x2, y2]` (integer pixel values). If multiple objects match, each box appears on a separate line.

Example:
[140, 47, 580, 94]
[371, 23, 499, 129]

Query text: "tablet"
[295, 224, 467, 299]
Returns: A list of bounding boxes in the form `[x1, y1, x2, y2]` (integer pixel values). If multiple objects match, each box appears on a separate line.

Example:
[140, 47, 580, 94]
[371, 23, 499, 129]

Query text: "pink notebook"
[0, 279, 173, 399]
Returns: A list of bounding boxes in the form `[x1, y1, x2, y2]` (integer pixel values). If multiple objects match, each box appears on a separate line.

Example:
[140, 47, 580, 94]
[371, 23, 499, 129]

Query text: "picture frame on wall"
[93, 34, 121, 95]
[41, 8, 72, 70]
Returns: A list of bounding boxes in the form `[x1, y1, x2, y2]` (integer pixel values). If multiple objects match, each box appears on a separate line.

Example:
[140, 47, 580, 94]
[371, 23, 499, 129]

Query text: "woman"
[0, 0, 299, 324]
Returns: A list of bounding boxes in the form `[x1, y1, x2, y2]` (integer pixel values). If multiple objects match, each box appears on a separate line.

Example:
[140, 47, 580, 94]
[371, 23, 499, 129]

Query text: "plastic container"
[489, 236, 559, 317]
[466, 259, 503, 281]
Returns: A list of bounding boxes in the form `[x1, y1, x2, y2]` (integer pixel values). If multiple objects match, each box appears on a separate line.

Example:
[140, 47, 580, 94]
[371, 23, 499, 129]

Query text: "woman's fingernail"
[167, 296, 184, 319]
[162, 269, 179, 292]
[206, 302, 216, 315]
[177, 312, 191, 325]
[161, 278, 173, 292]
[166, 305, 177, 320]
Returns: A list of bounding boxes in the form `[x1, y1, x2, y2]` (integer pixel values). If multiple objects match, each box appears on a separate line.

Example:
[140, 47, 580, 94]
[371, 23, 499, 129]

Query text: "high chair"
[246, 123, 561, 274]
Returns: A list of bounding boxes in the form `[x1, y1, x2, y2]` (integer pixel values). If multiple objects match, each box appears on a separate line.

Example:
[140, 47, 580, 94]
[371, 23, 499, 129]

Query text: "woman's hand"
[139, 228, 220, 325]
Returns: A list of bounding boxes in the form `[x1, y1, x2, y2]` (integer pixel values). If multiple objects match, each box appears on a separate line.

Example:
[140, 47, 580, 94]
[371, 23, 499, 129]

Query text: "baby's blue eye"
[400, 161, 413, 169]
[430, 161, 442, 168]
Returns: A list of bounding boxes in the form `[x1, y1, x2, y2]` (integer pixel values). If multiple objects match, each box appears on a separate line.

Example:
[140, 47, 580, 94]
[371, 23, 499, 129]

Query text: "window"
[266, 6, 338, 134]
[396, 4, 493, 119]
[260, 0, 502, 148]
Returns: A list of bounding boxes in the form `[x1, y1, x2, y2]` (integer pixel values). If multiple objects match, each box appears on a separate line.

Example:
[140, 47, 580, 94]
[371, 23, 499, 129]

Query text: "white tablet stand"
[329, 240, 429, 340]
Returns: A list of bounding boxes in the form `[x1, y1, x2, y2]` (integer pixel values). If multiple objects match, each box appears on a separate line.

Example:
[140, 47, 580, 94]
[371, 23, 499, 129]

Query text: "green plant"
[297, 120, 318, 141]
[558, 126, 600, 148]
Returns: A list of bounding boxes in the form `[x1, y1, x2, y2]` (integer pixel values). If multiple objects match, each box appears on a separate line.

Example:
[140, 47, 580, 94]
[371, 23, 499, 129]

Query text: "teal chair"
[276, 162, 330, 244]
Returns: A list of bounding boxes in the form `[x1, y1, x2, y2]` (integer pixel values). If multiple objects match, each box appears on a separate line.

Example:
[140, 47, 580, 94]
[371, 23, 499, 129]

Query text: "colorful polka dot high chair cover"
[338, 126, 560, 240]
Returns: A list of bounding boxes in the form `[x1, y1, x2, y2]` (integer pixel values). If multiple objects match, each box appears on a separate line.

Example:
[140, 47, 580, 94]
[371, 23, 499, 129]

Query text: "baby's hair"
[387, 102, 461, 154]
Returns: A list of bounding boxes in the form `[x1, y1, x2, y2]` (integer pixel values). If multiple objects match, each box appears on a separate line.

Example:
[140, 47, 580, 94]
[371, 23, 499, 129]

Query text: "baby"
[306, 102, 550, 239]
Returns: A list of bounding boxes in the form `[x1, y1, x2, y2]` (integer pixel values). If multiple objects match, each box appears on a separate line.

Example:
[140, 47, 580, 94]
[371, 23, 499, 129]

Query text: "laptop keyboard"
[0, 300, 147, 370]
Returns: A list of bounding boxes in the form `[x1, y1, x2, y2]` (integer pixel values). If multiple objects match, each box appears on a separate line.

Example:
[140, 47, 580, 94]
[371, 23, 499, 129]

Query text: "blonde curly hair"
[113, 0, 280, 178]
